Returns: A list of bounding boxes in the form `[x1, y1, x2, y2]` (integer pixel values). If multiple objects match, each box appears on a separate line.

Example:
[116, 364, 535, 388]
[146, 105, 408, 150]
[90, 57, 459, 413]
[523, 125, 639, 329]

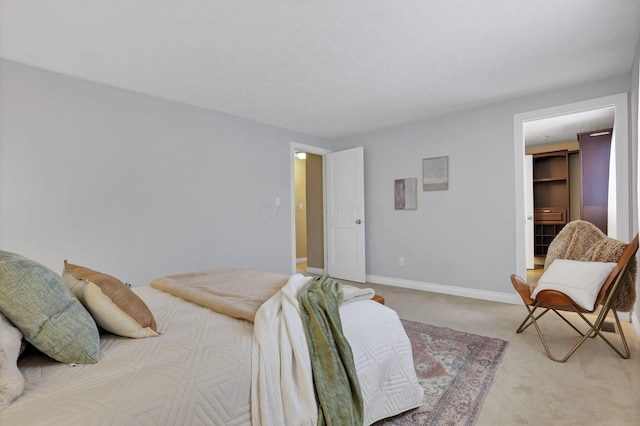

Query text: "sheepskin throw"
[544, 220, 637, 312]
[150, 268, 290, 322]
[0, 312, 25, 407]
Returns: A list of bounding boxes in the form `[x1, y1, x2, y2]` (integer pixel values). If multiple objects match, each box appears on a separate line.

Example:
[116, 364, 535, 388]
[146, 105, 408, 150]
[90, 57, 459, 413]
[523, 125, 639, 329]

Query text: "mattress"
[4, 286, 422, 425]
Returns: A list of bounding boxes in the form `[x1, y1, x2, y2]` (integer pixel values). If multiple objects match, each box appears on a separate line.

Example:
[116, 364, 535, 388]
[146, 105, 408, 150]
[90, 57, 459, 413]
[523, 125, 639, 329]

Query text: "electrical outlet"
[399, 257, 405, 266]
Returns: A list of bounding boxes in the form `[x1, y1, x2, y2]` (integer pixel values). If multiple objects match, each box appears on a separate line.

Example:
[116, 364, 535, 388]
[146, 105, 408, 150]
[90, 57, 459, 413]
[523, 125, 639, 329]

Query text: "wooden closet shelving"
[533, 150, 569, 256]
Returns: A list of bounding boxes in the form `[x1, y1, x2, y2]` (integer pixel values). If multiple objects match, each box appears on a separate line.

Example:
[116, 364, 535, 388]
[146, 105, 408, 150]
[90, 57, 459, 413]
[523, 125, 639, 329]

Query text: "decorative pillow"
[62, 261, 158, 338]
[0, 312, 25, 408]
[0, 251, 100, 364]
[532, 259, 617, 311]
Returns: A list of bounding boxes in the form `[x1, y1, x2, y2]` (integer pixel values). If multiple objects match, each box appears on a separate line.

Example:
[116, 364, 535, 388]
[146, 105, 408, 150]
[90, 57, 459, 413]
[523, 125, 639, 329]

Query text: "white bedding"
[3, 285, 422, 425]
[251, 274, 317, 426]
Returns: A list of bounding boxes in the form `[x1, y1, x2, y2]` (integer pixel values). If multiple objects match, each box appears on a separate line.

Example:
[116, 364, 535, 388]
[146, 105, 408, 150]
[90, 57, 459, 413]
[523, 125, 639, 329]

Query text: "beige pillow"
[62, 261, 158, 338]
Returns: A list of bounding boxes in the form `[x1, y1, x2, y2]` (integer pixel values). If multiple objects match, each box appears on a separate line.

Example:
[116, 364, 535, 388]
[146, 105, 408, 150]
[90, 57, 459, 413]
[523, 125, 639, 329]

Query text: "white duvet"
[4, 285, 422, 425]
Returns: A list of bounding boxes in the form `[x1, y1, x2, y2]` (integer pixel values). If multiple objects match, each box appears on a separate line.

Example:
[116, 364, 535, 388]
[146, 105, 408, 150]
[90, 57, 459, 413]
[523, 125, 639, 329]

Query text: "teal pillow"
[0, 251, 100, 364]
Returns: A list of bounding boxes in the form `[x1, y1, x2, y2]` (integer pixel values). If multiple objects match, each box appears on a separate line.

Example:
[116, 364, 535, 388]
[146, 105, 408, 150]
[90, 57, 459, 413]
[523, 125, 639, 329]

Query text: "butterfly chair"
[511, 234, 638, 362]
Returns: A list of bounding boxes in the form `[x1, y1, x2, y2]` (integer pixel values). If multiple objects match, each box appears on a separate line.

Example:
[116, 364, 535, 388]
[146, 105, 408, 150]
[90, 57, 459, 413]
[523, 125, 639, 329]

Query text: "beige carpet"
[346, 281, 640, 425]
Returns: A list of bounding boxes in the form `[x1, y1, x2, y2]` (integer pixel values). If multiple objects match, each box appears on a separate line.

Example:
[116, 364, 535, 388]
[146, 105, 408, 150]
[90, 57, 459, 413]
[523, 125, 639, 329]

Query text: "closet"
[530, 128, 612, 257]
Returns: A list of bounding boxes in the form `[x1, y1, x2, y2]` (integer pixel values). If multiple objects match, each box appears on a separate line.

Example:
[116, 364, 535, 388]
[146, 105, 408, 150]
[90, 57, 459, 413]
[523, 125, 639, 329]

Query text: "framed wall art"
[422, 156, 448, 191]
[394, 178, 417, 210]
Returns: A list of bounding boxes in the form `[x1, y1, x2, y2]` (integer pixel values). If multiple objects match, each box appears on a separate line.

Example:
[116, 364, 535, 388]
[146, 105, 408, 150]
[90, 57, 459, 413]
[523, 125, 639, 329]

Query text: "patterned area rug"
[377, 320, 508, 426]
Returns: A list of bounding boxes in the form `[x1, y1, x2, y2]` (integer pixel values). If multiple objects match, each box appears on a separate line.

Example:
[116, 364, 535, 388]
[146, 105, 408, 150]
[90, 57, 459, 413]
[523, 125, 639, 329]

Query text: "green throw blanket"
[298, 274, 364, 426]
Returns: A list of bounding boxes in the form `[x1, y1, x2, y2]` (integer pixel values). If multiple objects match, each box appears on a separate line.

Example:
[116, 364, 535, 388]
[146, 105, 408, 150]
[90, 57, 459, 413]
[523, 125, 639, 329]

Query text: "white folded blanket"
[251, 274, 316, 426]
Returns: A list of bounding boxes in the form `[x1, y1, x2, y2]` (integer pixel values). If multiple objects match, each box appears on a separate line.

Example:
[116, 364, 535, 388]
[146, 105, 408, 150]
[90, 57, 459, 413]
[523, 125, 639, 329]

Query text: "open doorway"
[293, 150, 325, 275]
[513, 93, 631, 282]
[290, 143, 331, 275]
[289, 143, 367, 282]
[523, 106, 615, 284]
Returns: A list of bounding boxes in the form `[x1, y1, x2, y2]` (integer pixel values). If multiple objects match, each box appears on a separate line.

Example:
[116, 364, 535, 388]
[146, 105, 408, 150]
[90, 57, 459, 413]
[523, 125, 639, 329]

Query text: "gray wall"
[0, 59, 329, 285]
[1, 58, 636, 305]
[332, 75, 633, 295]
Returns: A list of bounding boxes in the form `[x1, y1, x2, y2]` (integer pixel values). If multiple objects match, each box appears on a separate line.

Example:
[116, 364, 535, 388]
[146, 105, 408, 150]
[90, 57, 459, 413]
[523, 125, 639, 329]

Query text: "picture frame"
[422, 156, 448, 191]
[394, 178, 417, 210]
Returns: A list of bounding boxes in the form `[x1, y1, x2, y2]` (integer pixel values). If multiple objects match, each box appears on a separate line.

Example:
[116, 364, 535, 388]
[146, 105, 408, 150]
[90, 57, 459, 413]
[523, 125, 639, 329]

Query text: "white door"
[525, 155, 535, 269]
[326, 147, 366, 282]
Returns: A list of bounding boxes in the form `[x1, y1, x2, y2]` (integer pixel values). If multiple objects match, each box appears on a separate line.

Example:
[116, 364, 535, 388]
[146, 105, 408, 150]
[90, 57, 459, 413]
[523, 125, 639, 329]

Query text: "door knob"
[355, 219, 362, 224]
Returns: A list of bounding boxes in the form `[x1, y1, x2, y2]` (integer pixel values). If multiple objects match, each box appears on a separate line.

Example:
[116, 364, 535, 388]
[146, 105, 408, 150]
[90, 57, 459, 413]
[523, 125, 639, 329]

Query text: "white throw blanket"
[251, 274, 374, 426]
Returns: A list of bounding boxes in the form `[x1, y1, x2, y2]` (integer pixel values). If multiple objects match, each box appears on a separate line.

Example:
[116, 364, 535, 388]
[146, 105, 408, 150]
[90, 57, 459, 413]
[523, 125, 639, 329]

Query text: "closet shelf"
[533, 177, 567, 183]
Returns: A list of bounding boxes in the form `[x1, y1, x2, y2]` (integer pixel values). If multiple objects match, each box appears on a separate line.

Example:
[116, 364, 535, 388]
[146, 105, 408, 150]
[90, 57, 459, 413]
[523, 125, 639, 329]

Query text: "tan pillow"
[62, 260, 158, 338]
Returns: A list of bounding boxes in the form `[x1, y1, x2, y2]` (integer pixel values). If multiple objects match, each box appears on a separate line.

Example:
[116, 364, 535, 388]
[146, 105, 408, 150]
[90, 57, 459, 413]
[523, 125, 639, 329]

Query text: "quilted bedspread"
[4, 286, 422, 425]
[5, 286, 254, 425]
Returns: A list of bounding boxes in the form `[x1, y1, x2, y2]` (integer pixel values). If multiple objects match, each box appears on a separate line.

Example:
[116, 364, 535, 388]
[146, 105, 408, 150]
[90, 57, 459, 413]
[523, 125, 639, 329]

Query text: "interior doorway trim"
[290, 142, 331, 275]
[513, 93, 630, 280]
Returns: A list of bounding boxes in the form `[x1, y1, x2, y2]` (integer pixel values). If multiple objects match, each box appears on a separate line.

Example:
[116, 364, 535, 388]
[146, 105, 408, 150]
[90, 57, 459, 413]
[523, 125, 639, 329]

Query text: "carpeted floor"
[377, 320, 507, 426]
[345, 280, 640, 425]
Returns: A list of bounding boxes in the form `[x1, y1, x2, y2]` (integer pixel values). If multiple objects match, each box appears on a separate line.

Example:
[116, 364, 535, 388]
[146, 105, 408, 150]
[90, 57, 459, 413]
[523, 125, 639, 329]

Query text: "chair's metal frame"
[511, 234, 638, 363]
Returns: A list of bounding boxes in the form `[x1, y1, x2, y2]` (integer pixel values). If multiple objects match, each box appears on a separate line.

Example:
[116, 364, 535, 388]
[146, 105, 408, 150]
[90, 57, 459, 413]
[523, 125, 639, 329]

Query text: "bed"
[0, 256, 423, 425]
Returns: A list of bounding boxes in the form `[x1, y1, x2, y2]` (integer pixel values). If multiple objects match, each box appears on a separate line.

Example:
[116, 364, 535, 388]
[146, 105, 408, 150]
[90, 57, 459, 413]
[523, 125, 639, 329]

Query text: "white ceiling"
[524, 106, 615, 147]
[1, 1, 639, 140]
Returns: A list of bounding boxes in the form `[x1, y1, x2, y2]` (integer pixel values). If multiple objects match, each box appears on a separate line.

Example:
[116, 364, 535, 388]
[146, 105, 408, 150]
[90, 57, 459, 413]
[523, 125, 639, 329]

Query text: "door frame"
[513, 93, 630, 280]
[525, 154, 534, 269]
[289, 142, 331, 275]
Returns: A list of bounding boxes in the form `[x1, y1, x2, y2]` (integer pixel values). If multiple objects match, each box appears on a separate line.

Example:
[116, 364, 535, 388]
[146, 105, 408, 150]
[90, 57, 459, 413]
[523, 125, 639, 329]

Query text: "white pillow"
[0, 312, 25, 407]
[532, 259, 617, 311]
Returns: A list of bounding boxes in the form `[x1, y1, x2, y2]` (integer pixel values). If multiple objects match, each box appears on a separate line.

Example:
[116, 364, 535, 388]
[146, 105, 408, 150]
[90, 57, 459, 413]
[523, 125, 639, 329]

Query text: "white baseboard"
[306, 266, 324, 275]
[366, 274, 522, 305]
